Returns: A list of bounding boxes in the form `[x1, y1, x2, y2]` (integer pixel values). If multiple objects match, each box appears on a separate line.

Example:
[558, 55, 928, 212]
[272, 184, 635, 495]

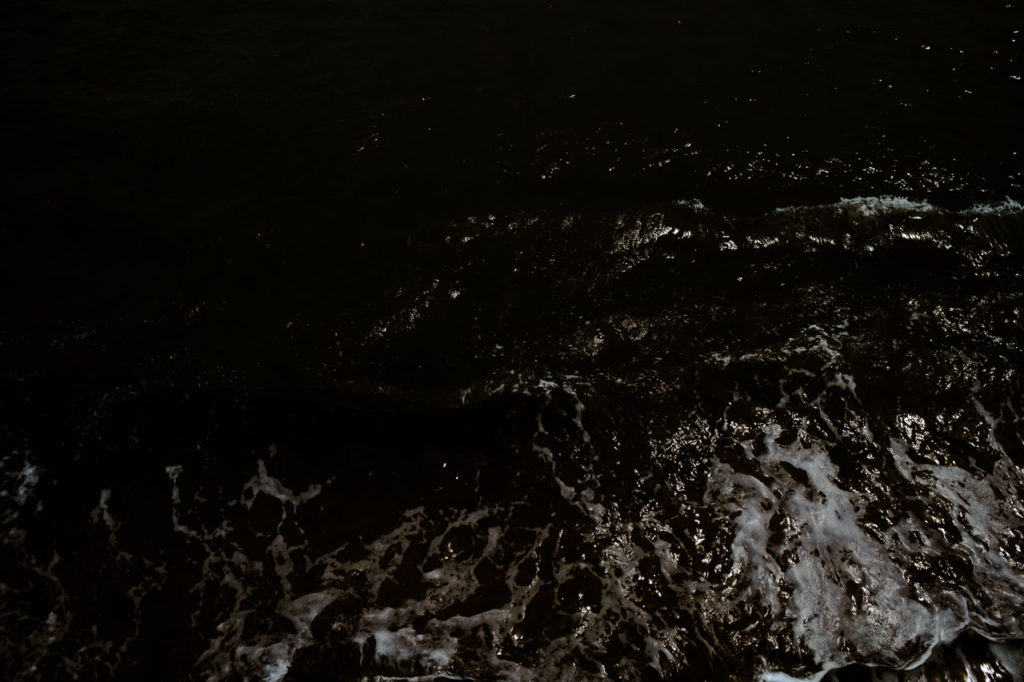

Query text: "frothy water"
[2, 196, 1023, 680]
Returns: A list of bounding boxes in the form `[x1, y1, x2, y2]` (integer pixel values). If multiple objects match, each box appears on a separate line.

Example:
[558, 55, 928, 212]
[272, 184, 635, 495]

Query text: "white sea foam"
[890, 438, 1024, 617]
[707, 461, 783, 614]
[768, 195, 1024, 218]
[755, 427, 963, 671]
[353, 611, 458, 671]
[967, 198, 1024, 215]
[834, 196, 936, 216]
[146, 350, 1023, 682]
[241, 459, 322, 511]
[675, 198, 709, 211]
[278, 591, 337, 641]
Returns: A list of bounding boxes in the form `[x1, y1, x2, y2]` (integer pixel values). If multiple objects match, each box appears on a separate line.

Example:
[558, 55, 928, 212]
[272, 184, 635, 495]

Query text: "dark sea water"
[2, 1, 1024, 680]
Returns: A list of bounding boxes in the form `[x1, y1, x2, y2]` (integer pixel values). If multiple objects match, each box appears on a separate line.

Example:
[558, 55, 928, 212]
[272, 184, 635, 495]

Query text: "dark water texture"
[2, 1, 1024, 681]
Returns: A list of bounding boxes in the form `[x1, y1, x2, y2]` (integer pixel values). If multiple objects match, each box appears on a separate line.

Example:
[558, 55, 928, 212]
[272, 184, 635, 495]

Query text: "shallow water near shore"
[2, 1, 1024, 680]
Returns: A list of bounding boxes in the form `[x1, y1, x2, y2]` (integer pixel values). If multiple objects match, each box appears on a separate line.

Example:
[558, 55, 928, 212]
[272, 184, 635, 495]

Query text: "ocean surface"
[2, 1, 1023, 680]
